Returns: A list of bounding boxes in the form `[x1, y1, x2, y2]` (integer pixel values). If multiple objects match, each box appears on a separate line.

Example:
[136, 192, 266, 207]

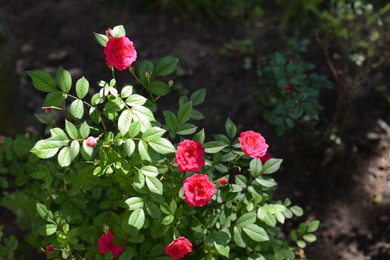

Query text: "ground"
[1, 0, 390, 259]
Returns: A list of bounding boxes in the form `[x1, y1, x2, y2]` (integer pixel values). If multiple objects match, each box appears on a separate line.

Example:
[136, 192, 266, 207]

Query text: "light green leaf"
[79, 121, 90, 139]
[131, 105, 155, 132]
[145, 176, 163, 195]
[128, 208, 145, 230]
[307, 220, 320, 232]
[142, 127, 166, 142]
[303, 234, 316, 243]
[148, 138, 176, 154]
[27, 70, 56, 93]
[38, 224, 57, 236]
[290, 206, 304, 217]
[125, 197, 144, 211]
[69, 99, 84, 119]
[140, 165, 159, 177]
[138, 140, 151, 162]
[233, 226, 246, 248]
[121, 85, 133, 98]
[81, 140, 94, 159]
[75, 77, 89, 99]
[214, 242, 230, 258]
[65, 120, 78, 139]
[242, 224, 269, 242]
[112, 25, 126, 37]
[262, 158, 283, 174]
[128, 121, 141, 138]
[93, 32, 108, 47]
[126, 94, 147, 106]
[55, 66, 72, 93]
[118, 109, 133, 136]
[153, 57, 179, 77]
[255, 176, 277, 188]
[161, 215, 174, 225]
[58, 147, 72, 167]
[133, 171, 145, 189]
[250, 158, 262, 177]
[123, 139, 136, 157]
[236, 212, 256, 227]
[69, 140, 80, 160]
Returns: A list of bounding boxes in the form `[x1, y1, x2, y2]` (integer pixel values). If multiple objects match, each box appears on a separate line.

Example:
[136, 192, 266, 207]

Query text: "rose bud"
[284, 84, 293, 91]
[46, 245, 54, 253]
[86, 136, 97, 148]
[218, 177, 228, 186]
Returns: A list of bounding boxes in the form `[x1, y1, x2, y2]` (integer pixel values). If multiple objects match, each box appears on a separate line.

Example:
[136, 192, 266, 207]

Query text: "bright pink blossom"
[104, 36, 137, 71]
[98, 232, 124, 258]
[183, 174, 215, 207]
[218, 177, 228, 186]
[238, 130, 268, 158]
[166, 237, 192, 259]
[86, 136, 97, 148]
[174, 140, 205, 172]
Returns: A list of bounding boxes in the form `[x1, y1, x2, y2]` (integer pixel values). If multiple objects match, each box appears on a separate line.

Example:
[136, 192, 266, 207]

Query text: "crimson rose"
[183, 174, 215, 207]
[166, 236, 192, 259]
[174, 140, 205, 172]
[104, 36, 137, 71]
[98, 232, 124, 258]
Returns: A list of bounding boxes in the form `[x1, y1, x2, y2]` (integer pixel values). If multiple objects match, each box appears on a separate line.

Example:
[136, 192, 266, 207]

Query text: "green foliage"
[0, 226, 18, 260]
[1, 25, 319, 259]
[256, 46, 333, 136]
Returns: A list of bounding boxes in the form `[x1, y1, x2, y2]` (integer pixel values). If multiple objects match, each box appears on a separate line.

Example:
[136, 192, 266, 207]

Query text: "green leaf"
[133, 171, 145, 189]
[65, 120, 78, 139]
[274, 52, 285, 66]
[255, 176, 277, 188]
[129, 121, 141, 138]
[236, 212, 256, 227]
[176, 123, 197, 135]
[233, 226, 246, 248]
[161, 215, 174, 225]
[118, 110, 133, 136]
[193, 129, 205, 143]
[36, 203, 50, 220]
[31, 140, 62, 159]
[145, 201, 161, 219]
[145, 176, 163, 195]
[112, 25, 126, 37]
[69, 140, 80, 160]
[81, 140, 94, 159]
[204, 141, 227, 154]
[250, 159, 262, 177]
[303, 234, 316, 243]
[126, 94, 147, 106]
[297, 240, 306, 248]
[177, 101, 193, 124]
[123, 139, 136, 157]
[142, 127, 166, 142]
[128, 208, 145, 230]
[27, 70, 56, 92]
[58, 147, 72, 167]
[139, 61, 154, 82]
[44, 90, 65, 107]
[148, 138, 176, 154]
[290, 206, 304, 217]
[75, 77, 89, 99]
[121, 85, 133, 98]
[131, 105, 155, 132]
[242, 224, 269, 242]
[153, 57, 179, 77]
[140, 166, 159, 177]
[93, 32, 108, 47]
[307, 220, 320, 232]
[257, 207, 277, 227]
[69, 99, 84, 119]
[262, 158, 283, 174]
[56, 66, 72, 93]
[214, 242, 230, 258]
[163, 111, 177, 132]
[79, 122, 90, 139]
[125, 197, 144, 211]
[190, 88, 206, 106]
[149, 81, 170, 96]
[138, 140, 151, 162]
[38, 224, 57, 236]
[225, 118, 237, 139]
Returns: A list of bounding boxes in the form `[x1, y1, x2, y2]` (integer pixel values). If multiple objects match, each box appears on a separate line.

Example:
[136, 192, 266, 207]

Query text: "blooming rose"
[174, 140, 205, 172]
[166, 237, 192, 259]
[218, 177, 228, 186]
[260, 152, 272, 164]
[238, 130, 269, 158]
[104, 36, 137, 71]
[183, 174, 215, 207]
[98, 232, 124, 258]
[86, 136, 97, 148]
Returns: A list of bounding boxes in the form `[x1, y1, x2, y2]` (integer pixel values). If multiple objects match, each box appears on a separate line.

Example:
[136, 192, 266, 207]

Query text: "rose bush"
[0, 25, 319, 259]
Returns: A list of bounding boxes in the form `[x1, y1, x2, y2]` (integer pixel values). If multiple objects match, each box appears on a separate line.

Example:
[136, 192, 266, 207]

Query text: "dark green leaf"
[27, 70, 56, 92]
[190, 88, 206, 106]
[56, 66, 72, 93]
[154, 57, 179, 77]
[149, 81, 170, 96]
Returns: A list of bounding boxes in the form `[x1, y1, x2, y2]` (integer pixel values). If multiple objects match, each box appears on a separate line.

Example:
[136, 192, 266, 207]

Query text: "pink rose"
[104, 36, 137, 71]
[218, 177, 228, 186]
[86, 136, 97, 148]
[238, 130, 269, 158]
[183, 174, 215, 207]
[174, 140, 205, 172]
[260, 152, 272, 164]
[284, 84, 293, 91]
[166, 237, 192, 259]
[98, 232, 124, 258]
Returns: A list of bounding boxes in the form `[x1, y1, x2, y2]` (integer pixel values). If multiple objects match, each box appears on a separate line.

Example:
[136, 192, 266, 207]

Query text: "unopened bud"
[86, 136, 97, 148]
[46, 245, 54, 253]
[284, 84, 293, 91]
[218, 177, 228, 186]
[106, 28, 114, 39]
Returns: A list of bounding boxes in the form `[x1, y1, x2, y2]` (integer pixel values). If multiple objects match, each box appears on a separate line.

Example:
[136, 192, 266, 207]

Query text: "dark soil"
[1, 0, 390, 259]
